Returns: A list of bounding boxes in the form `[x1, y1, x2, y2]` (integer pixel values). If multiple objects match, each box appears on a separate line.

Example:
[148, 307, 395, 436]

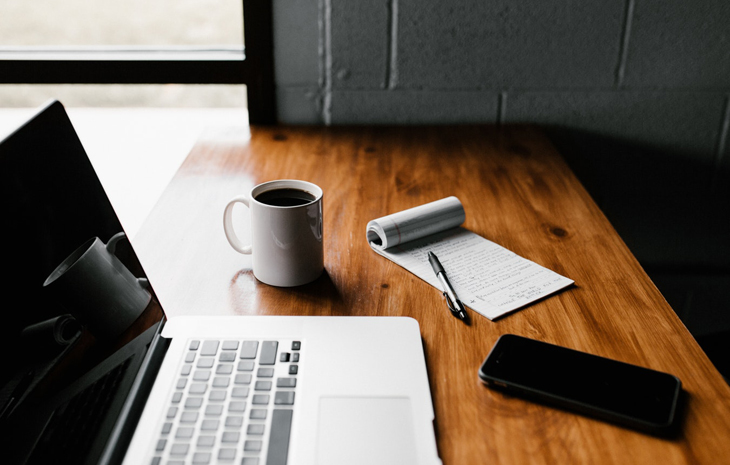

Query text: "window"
[0, 0, 274, 123]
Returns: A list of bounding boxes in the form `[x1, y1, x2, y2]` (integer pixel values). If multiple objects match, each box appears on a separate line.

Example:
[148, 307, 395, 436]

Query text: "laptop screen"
[0, 101, 164, 438]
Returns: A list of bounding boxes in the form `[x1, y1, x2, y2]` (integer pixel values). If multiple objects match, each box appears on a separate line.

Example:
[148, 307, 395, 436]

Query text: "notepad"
[366, 197, 574, 320]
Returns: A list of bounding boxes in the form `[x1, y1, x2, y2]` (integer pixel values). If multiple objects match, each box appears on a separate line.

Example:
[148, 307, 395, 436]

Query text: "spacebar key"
[266, 409, 293, 465]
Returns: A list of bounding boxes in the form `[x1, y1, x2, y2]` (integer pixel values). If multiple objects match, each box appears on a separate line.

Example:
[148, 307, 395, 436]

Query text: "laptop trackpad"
[317, 397, 418, 465]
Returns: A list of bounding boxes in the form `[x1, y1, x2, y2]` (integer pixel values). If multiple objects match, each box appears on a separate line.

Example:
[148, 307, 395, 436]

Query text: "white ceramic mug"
[43, 232, 151, 339]
[223, 180, 324, 287]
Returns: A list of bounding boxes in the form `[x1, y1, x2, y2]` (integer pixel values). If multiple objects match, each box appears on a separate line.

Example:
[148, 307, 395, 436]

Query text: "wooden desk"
[134, 125, 730, 464]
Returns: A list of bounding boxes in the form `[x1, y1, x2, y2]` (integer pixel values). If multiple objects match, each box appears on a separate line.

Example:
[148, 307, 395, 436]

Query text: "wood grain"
[134, 125, 730, 464]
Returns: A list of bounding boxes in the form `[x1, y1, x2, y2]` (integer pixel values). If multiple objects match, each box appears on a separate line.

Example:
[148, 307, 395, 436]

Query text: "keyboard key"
[166, 407, 178, 419]
[161, 422, 172, 435]
[189, 383, 207, 395]
[267, 409, 293, 465]
[250, 409, 267, 420]
[291, 353, 300, 363]
[244, 440, 262, 452]
[237, 361, 255, 372]
[241, 458, 259, 465]
[213, 376, 230, 388]
[176, 378, 187, 389]
[217, 364, 233, 375]
[209, 390, 227, 401]
[255, 381, 272, 391]
[202, 405, 221, 417]
[274, 391, 295, 405]
[197, 357, 215, 368]
[252, 395, 269, 405]
[276, 378, 297, 388]
[219, 352, 236, 362]
[175, 427, 194, 439]
[259, 341, 278, 365]
[189, 340, 200, 350]
[279, 352, 290, 362]
[180, 364, 192, 376]
[192, 452, 211, 464]
[235, 374, 252, 385]
[240, 341, 259, 359]
[170, 443, 189, 456]
[288, 365, 298, 375]
[172, 392, 183, 403]
[221, 431, 240, 443]
[232, 387, 250, 398]
[201, 419, 220, 431]
[225, 415, 244, 427]
[180, 411, 199, 423]
[291, 341, 301, 351]
[201, 340, 219, 356]
[222, 340, 239, 350]
[247, 423, 265, 435]
[257, 368, 274, 378]
[218, 448, 237, 460]
[185, 352, 196, 363]
[185, 397, 203, 409]
[151, 456, 162, 465]
[197, 435, 215, 447]
[193, 370, 211, 381]
[155, 439, 166, 452]
[228, 401, 246, 412]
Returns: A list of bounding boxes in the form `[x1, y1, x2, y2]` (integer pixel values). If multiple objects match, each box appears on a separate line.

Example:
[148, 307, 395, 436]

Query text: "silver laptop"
[1, 101, 441, 465]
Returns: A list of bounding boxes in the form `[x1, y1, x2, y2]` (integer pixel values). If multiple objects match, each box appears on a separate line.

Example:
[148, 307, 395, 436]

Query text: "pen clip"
[443, 291, 459, 314]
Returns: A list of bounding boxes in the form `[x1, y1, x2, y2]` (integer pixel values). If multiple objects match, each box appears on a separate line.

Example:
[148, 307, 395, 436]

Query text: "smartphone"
[478, 334, 682, 434]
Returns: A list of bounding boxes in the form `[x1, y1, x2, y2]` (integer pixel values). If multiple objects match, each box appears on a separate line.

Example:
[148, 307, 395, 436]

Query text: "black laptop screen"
[0, 101, 163, 419]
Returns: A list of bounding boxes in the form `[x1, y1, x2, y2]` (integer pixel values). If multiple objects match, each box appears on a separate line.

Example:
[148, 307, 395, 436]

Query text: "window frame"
[0, 0, 275, 124]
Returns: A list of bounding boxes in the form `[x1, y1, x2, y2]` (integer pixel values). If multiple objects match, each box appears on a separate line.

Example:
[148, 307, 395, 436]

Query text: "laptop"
[0, 100, 441, 465]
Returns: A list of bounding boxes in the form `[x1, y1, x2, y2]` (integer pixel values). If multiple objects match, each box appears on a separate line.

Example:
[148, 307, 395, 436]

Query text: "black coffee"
[255, 188, 316, 207]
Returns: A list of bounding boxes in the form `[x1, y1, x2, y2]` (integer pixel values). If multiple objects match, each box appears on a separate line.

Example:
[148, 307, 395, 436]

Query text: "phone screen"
[479, 334, 682, 432]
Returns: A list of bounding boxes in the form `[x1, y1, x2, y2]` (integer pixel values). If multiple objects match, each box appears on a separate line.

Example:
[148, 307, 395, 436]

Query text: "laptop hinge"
[98, 321, 171, 465]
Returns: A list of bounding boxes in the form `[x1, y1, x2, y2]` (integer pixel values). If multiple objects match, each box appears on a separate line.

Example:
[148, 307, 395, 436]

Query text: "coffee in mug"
[254, 188, 316, 207]
[223, 180, 324, 287]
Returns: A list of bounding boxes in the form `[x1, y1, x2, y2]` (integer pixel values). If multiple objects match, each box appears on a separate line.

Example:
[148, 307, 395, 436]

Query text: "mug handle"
[223, 195, 253, 254]
[105, 231, 127, 254]
[105, 232, 151, 289]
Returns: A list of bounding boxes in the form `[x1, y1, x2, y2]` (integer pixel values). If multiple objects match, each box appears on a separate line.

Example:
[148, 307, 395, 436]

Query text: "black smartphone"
[478, 334, 682, 434]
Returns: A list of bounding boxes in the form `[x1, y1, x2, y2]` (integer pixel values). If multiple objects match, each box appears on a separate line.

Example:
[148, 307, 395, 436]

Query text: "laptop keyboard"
[28, 357, 133, 465]
[151, 339, 300, 465]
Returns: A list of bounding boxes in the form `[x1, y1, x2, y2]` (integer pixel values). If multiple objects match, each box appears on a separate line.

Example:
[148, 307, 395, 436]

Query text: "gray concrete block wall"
[273, 0, 730, 157]
[272, 0, 729, 173]
[330, 1, 391, 90]
[272, 0, 730, 188]
[396, 0, 624, 89]
[503, 91, 726, 159]
[623, 0, 730, 88]
[329, 90, 499, 124]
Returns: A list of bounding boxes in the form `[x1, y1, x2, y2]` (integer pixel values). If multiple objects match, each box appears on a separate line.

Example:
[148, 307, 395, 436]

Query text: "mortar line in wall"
[384, 0, 399, 89]
[711, 95, 730, 190]
[322, 0, 333, 125]
[497, 92, 507, 126]
[615, 0, 635, 87]
[317, 0, 325, 90]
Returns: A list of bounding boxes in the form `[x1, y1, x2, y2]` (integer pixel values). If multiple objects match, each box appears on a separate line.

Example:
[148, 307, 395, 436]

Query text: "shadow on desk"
[277, 270, 347, 314]
[548, 128, 730, 381]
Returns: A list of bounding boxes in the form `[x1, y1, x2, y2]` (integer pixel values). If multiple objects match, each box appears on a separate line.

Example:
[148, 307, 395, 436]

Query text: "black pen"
[428, 251, 468, 322]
